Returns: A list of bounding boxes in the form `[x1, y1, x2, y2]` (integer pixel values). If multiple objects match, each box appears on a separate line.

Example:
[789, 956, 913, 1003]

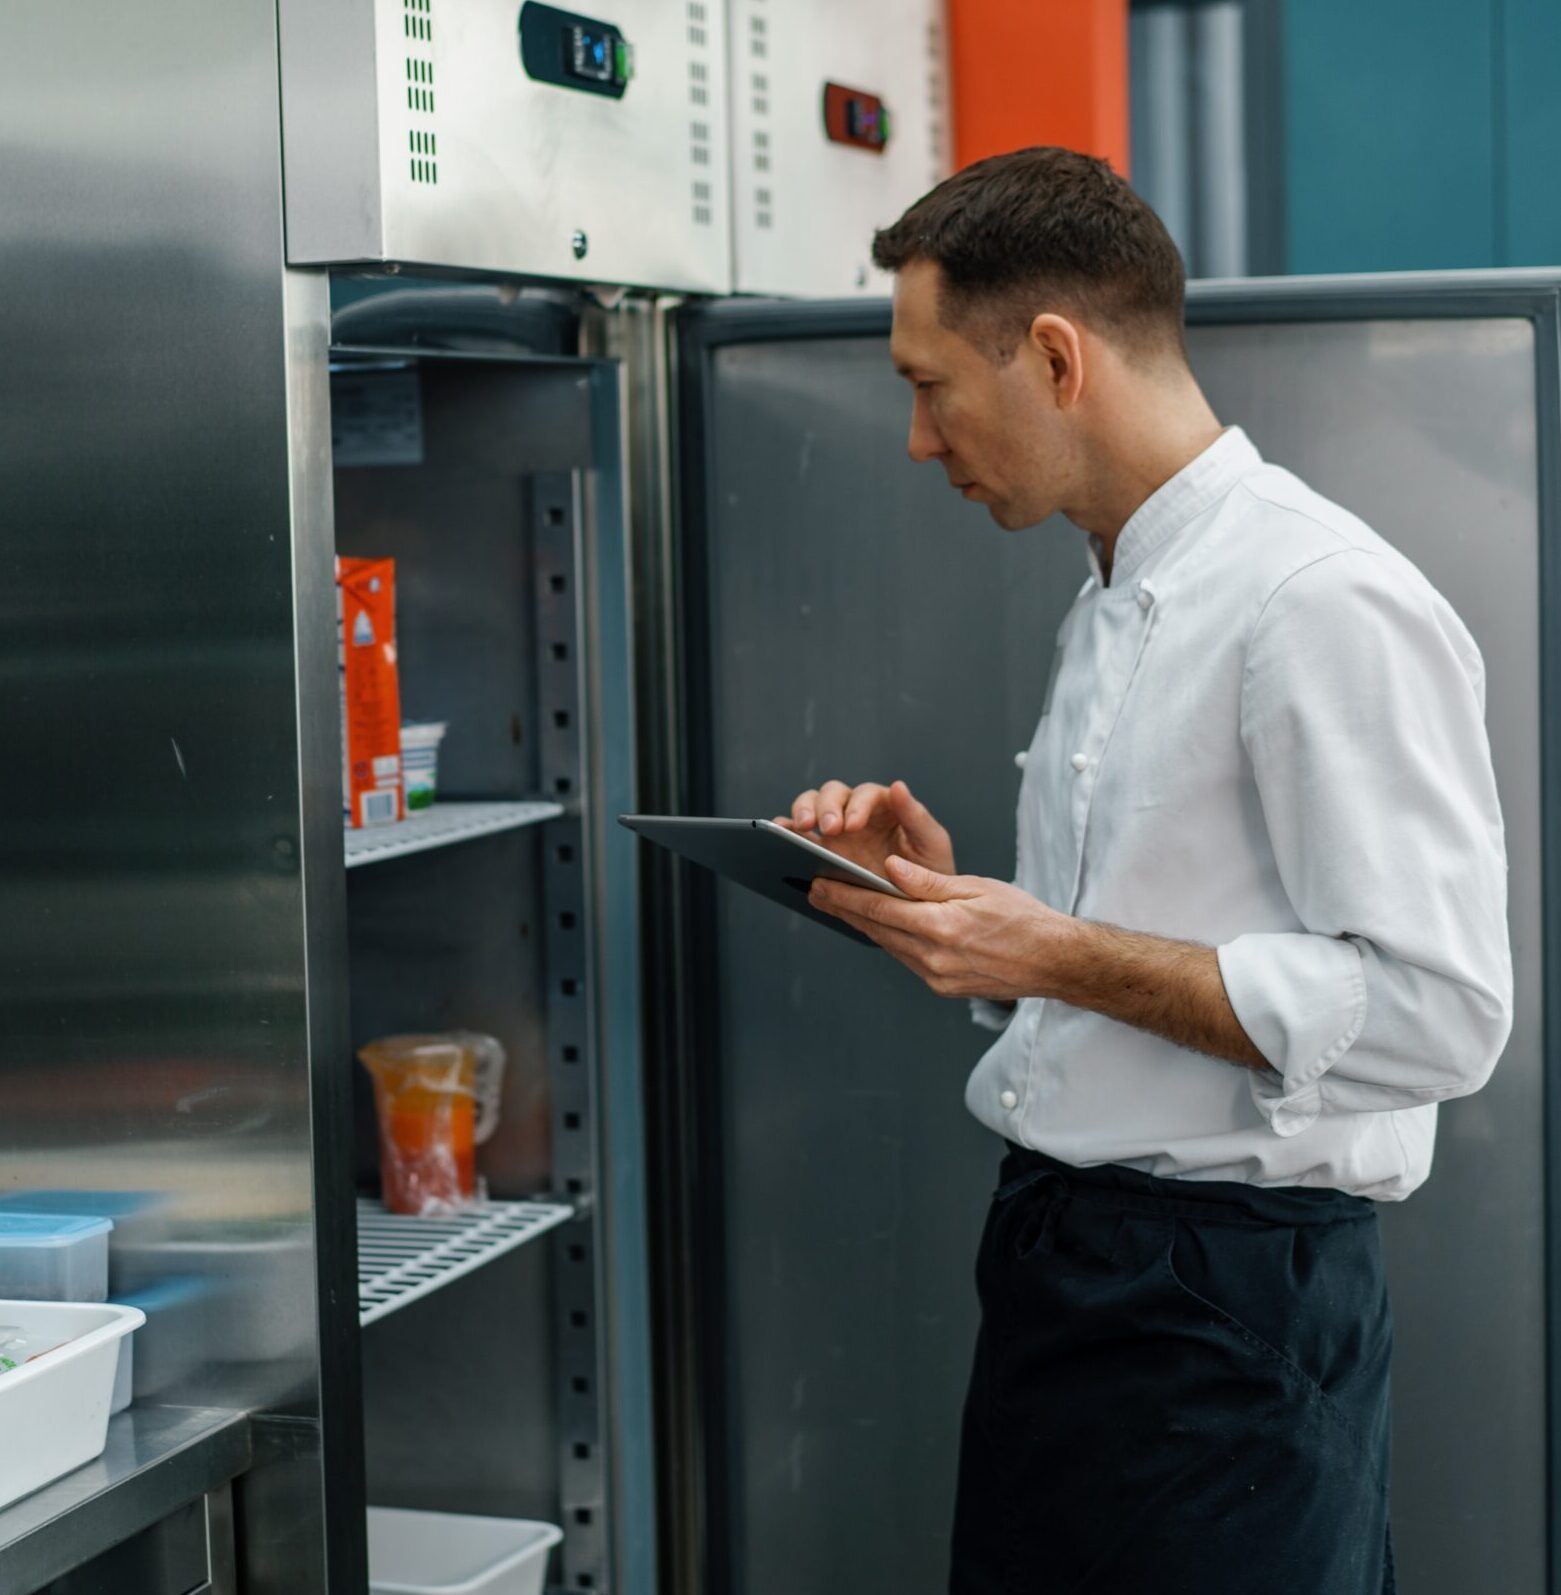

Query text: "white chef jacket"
[967, 428, 1512, 1199]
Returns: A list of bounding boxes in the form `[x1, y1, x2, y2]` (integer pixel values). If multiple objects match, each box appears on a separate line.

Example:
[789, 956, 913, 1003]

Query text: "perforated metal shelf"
[343, 800, 564, 869]
[357, 1197, 574, 1326]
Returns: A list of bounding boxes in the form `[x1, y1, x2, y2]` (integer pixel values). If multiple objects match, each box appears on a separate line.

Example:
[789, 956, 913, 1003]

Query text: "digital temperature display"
[519, 3, 633, 100]
[823, 82, 891, 153]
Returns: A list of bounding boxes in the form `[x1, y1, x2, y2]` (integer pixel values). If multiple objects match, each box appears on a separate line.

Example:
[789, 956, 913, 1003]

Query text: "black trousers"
[950, 1145, 1395, 1595]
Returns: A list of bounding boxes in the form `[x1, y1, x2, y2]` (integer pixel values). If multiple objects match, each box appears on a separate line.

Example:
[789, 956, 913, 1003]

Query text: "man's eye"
[915, 380, 936, 392]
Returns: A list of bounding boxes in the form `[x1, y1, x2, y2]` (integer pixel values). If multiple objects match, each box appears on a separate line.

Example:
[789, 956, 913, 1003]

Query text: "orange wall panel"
[947, 0, 1130, 176]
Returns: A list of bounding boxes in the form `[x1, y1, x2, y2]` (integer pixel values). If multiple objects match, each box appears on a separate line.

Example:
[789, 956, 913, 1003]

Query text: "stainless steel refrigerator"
[4, 5, 1557, 1590]
[645, 278, 1556, 1595]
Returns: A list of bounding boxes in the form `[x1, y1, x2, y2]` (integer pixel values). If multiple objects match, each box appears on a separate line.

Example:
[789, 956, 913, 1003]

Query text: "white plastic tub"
[400, 721, 447, 811]
[0, 1300, 144, 1509]
[367, 1507, 562, 1595]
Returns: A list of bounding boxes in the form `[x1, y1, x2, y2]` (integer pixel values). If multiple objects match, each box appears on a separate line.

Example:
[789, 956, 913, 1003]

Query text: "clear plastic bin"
[0, 1214, 112, 1302]
[367, 1508, 561, 1595]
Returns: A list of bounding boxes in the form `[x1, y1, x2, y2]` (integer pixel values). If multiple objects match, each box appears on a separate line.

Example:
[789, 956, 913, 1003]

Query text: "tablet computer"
[619, 815, 907, 946]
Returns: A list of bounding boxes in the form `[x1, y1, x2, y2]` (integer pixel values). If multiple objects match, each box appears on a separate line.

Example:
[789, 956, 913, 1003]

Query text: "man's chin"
[989, 500, 1054, 532]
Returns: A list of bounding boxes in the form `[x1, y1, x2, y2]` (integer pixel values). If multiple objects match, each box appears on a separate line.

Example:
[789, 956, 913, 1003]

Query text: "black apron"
[950, 1144, 1395, 1595]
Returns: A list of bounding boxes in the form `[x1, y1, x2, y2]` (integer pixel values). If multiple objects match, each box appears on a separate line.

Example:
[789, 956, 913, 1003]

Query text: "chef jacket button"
[999, 1089, 1019, 1111]
[1137, 585, 1153, 611]
[1014, 750, 1028, 770]
[1070, 752, 1089, 772]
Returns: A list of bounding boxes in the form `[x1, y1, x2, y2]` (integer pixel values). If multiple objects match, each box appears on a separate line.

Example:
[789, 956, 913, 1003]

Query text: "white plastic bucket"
[0, 1299, 144, 1508]
[367, 1507, 562, 1595]
[400, 722, 447, 811]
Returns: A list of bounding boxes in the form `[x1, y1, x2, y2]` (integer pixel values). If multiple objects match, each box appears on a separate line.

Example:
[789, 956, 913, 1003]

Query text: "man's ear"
[1027, 313, 1086, 410]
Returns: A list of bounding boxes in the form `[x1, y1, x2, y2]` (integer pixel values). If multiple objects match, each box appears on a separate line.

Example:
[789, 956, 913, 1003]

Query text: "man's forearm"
[1045, 919, 1270, 1072]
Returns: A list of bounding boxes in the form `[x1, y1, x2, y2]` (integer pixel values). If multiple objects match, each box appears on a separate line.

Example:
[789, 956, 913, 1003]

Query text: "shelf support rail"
[533, 471, 611, 1593]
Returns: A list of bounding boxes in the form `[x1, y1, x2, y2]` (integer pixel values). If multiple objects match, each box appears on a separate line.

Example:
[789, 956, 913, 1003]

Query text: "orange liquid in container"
[358, 1036, 479, 1215]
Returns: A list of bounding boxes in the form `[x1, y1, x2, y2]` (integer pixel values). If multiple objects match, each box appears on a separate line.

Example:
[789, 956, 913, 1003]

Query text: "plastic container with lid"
[0, 1214, 112, 1303]
[367, 1507, 561, 1595]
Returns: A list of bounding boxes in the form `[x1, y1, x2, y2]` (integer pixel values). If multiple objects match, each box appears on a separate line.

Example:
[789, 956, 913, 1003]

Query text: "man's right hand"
[775, 779, 956, 879]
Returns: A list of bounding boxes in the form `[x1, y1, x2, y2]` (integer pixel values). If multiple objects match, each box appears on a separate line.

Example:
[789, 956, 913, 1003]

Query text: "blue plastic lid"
[0, 1212, 114, 1245]
[0, 1191, 158, 1218]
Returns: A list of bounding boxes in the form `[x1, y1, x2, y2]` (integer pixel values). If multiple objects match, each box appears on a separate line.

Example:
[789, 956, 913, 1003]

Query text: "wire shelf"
[357, 1197, 574, 1326]
[344, 800, 565, 869]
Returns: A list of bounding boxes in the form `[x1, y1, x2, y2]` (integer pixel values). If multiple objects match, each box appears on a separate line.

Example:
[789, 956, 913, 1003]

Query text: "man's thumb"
[885, 854, 965, 901]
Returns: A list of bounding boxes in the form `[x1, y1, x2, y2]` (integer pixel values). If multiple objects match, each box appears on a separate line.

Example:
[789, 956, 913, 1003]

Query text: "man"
[783, 148, 1512, 1593]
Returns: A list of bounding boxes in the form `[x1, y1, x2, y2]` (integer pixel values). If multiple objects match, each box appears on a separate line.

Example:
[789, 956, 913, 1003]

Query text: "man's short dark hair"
[872, 146, 1187, 366]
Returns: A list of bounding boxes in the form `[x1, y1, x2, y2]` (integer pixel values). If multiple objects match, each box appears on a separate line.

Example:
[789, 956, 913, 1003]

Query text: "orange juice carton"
[337, 556, 404, 827]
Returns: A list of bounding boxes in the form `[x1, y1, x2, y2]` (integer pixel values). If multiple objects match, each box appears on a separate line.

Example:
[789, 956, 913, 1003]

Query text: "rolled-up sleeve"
[970, 997, 1017, 1034]
[1216, 548, 1513, 1137]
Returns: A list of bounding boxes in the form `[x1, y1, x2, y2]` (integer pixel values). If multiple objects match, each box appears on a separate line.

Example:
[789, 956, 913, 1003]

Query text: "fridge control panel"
[520, 3, 634, 99]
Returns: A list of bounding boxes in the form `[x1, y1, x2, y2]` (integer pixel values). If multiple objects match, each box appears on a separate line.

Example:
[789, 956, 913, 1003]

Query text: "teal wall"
[1284, 0, 1561, 272]
[1501, 0, 1561, 265]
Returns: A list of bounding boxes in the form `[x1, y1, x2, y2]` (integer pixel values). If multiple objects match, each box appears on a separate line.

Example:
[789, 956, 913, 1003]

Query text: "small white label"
[360, 790, 397, 825]
[372, 755, 401, 778]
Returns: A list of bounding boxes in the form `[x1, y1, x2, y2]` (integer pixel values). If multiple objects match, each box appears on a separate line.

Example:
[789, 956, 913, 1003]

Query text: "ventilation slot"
[404, 0, 437, 186]
[926, 14, 948, 181]
[402, 0, 432, 42]
[747, 5, 774, 229]
[409, 129, 438, 185]
[687, 2, 715, 225]
[405, 57, 436, 117]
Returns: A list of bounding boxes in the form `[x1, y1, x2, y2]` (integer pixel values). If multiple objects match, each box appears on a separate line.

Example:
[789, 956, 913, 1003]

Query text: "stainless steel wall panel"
[280, 0, 733, 293]
[728, 0, 949, 298]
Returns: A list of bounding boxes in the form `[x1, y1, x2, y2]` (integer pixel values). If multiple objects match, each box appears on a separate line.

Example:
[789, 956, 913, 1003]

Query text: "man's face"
[889, 259, 1074, 531]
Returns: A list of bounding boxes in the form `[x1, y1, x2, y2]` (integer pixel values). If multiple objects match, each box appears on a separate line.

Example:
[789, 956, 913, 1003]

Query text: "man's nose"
[906, 397, 944, 463]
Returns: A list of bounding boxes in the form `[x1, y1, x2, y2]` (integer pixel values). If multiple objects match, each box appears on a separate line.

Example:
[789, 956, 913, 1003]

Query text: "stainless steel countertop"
[0, 1404, 251, 1594]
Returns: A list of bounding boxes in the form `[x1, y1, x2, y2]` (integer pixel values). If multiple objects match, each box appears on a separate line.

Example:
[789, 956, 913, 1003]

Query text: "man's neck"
[1067, 392, 1226, 575]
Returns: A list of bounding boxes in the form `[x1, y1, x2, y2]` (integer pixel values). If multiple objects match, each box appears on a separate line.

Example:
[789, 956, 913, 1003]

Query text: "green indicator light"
[879, 106, 892, 145]
[615, 39, 635, 83]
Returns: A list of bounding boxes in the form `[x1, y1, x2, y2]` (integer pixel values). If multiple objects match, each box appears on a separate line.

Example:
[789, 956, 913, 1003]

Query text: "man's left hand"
[809, 856, 1074, 1001]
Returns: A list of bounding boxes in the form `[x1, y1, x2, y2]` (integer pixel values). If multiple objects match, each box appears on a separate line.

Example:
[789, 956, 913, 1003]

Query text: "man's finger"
[822, 900, 935, 968]
[816, 779, 855, 835]
[791, 789, 821, 828]
[884, 855, 979, 902]
[842, 782, 890, 833]
[890, 780, 949, 854]
[812, 877, 939, 935]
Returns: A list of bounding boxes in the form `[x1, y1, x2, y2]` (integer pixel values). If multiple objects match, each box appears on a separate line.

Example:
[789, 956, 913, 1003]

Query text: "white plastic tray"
[0, 1300, 144, 1510]
[367, 1507, 562, 1595]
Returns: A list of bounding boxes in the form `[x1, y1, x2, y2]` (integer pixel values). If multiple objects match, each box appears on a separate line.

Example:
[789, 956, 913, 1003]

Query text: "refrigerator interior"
[324, 346, 647, 1591]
